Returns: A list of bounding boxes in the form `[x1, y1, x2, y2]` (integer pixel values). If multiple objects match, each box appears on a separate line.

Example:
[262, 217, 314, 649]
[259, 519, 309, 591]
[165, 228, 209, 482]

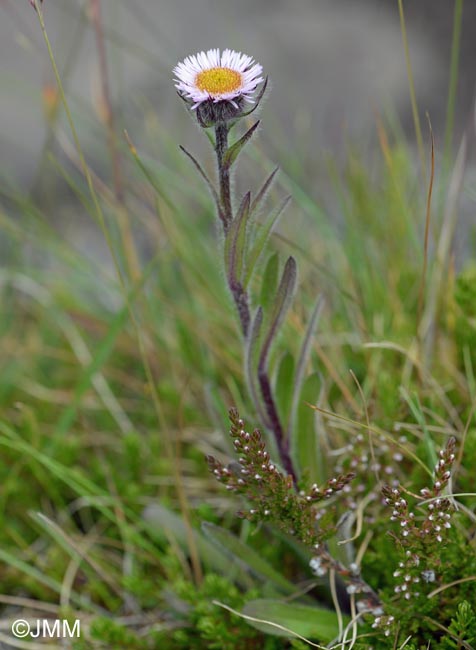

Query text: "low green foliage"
[0, 4, 475, 649]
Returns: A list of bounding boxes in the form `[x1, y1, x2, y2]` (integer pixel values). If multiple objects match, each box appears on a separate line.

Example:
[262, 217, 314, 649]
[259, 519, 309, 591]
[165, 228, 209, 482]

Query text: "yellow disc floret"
[195, 67, 242, 95]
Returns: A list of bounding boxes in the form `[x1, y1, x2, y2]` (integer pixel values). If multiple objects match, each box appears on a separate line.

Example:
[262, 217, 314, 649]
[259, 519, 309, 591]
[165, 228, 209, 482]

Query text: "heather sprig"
[374, 437, 457, 636]
[208, 407, 355, 544]
[208, 408, 382, 609]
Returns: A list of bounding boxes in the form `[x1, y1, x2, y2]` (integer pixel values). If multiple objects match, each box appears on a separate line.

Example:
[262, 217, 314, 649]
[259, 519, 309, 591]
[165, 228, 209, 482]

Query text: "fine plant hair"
[14, 6, 476, 645]
[177, 70, 298, 482]
[175, 54, 386, 616]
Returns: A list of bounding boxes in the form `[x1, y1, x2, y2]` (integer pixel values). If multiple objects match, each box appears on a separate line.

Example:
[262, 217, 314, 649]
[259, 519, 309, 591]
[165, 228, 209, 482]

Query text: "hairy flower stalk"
[174, 48, 265, 334]
[215, 122, 233, 231]
[174, 48, 297, 482]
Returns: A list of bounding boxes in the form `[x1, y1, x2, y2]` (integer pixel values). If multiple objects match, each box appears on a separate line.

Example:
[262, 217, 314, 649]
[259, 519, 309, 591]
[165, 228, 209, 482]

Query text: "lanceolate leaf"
[259, 256, 297, 373]
[259, 252, 280, 311]
[245, 307, 270, 428]
[241, 599, 348, 641]
[201, 523, 296, 594]
[179, 145, 223, 222]
[143, 504, 252, 588]
[244, 196, 291, 289]
[224, 192, 251, 284]
[275, 352, 295, 427]
[287, 295, 324, 436]
[250, 166, 279, 217]
[293, 372, 325, 483]
[223, 121, 260, 171]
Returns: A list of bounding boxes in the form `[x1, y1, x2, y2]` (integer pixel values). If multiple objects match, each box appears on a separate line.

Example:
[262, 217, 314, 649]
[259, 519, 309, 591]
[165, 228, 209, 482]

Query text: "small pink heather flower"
[173, 48, 263, 110]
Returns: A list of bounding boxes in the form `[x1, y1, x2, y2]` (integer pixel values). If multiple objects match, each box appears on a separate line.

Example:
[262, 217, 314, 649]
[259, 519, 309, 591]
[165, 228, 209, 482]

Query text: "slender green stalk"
[398, 0, 426, 180]
[33, 0, 124, 287]
[89, 0, 141, 283]
[89, 0, 123, 200]
[444, 0, 464, 163]
[213, 123, 251, 336]
[211, 113, 295, 475]
[417, 116, 434, 342]
[33, 0, 203, 584]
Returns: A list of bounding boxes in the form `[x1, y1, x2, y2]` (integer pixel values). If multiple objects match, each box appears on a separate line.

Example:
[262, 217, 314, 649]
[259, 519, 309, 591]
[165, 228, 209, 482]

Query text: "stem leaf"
[259, 256, 297, 372]
[287, 295, 324, 436]
[275, 352, 295, 428]
[244, 196, 291, 289]
[259, 252, 280, 310]
[179, 145, 223, 222]
[225, 191, 251, 283]
[223, 120, 260, 171]
[250, 166, 279, 217]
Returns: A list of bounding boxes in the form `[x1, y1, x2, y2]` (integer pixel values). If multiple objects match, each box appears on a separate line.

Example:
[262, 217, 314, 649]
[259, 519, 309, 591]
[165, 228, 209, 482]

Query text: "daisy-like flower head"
[174, 48, 264, 124]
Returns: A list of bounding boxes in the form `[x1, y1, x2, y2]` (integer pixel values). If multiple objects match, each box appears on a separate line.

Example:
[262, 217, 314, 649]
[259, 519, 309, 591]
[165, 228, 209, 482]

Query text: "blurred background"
[2, 6, 476, 644]
[1, 0, 475, 269]
[1, 0, 475, 187]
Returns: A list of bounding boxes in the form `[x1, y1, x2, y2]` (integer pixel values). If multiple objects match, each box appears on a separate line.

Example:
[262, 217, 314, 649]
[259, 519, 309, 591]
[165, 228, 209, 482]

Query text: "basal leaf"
[293, 373, 325, 483]
[201, 522, 296, 594]
[241, 599, 347, 641]
[143, 504, 253, 588]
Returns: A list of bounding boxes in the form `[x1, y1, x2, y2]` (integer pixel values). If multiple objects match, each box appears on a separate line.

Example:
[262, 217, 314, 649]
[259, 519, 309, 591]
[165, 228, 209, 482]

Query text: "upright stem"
[214, 121, 251, 337]
[215, 122, 233, 232]
[231, 282, 250, 337]
[214, 115, 294, 479]
[258, 371, 297, 482]
[398, 0, 426, 181]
